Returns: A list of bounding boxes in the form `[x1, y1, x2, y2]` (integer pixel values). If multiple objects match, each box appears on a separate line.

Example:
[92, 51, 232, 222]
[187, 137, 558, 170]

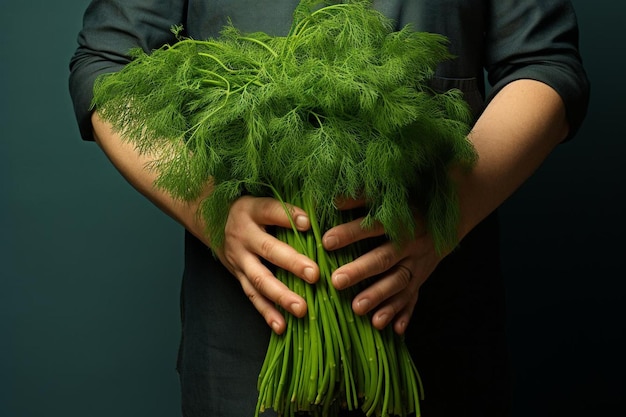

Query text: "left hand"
[322, 199, 447, 335]
[323, 79, 571, 335]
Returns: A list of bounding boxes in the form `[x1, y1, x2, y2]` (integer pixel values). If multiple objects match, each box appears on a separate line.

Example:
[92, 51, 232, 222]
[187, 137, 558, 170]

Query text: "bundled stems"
[255, 186, 422, 417]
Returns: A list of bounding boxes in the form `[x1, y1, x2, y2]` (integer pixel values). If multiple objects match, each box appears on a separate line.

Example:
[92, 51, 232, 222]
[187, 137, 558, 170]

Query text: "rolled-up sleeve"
[69, 0, 184, 141]
[484, 0, 590, 139]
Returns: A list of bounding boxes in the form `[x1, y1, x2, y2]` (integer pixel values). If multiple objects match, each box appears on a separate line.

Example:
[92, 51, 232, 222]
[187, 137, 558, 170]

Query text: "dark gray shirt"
[69, 1, 589, 416]
[70, 0, 588, 142]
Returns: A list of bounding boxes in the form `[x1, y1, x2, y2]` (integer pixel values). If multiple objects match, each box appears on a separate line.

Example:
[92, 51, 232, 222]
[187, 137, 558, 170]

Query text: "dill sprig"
[91, 1, 476, 416]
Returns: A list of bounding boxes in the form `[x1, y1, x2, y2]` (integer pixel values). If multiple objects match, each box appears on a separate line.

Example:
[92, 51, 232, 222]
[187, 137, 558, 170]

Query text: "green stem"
[238, 35, 279, 58]
[256, 185, 422, 417]
[274, 310, 293, 412]
[168, 38, 226, 51]
[196, 68, 231, 90]
[305, 277, 320, 405]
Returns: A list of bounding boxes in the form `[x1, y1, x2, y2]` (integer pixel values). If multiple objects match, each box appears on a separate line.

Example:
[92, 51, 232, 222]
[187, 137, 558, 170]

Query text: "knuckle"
[396, 267, 412, 287]
[246, 288, 259, 303]
[373, 249, 396, 272]
[224, 251, 239, 270]
[249, 272, 267, 292]
[263, 197, 286, 220]
[260, 238, 277, 262]
[286, 203, 299, 220]
[346, 223, 361, 242]
[274, 292, 288, 309]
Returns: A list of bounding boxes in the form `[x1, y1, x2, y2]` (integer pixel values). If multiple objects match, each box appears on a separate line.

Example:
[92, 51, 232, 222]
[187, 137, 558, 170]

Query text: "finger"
[351, 263, 413, 316]
[251, 197, 311, 231]
[226, 197, 318, 283]
[235, 268, 288, 334]
[323, 217, 385, 251]
[217, 245, 292, 335]
[247, 231, 319, 284]
[370, 273, 420, 333]
[236, 251, 308, 320]
[331, 240, 400, 290]
[392, 303, 417, 335]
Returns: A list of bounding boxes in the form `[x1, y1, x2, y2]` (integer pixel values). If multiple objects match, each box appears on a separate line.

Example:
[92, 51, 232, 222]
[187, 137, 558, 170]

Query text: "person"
[69, 0, 589, 416]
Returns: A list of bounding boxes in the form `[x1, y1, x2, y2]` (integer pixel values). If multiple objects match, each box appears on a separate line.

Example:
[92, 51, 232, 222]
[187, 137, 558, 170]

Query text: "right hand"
[213, 195, 320, 335]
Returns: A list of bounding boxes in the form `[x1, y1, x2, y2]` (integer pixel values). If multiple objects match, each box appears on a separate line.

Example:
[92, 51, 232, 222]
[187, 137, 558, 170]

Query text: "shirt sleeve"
[484, 0, 590, 140]
[68, 0, 185, 141]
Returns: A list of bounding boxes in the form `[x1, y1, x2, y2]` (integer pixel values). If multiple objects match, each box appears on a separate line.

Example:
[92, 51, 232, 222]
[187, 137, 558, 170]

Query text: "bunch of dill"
[92, 1, 477, 416]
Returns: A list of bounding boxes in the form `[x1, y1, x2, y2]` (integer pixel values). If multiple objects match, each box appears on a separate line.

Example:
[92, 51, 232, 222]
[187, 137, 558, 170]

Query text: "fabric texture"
[68, 1, 590, 416]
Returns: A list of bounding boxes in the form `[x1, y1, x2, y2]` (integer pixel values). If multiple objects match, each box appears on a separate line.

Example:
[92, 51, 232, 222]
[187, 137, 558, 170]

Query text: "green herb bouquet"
[91, 0, 477, 416]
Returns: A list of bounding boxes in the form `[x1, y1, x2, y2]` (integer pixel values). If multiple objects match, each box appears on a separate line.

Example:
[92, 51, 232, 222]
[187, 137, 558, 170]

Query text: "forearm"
[454, 79, 569, 239]
[91, 111, 319, 333]
[91, 112, 211, 246]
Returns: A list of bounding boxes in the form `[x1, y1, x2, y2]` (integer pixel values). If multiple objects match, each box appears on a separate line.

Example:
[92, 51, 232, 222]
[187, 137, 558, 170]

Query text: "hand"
[322, 199, 446, 335]
[214, 195, 320, 335]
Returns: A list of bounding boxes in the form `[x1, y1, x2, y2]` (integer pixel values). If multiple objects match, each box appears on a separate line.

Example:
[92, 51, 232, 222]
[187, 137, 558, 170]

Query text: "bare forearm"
[91, 112, 318, 333]
[321, 79, 571, 333]
[91, 112, 211, 246]
[455, 79, 569, 239]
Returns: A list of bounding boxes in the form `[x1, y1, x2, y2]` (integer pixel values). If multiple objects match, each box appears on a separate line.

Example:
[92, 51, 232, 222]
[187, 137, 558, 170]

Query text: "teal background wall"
[1, 1, 623, 416]
[1, 1, 183, 415]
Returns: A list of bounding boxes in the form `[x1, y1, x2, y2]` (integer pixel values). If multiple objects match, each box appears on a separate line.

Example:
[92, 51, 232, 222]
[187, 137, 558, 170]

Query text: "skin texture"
[92, 78, 568, 336]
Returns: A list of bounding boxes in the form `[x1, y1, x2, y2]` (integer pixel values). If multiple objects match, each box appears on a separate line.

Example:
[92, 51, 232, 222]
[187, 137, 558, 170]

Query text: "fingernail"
[295, 215, 309, 229]
[333, 273, 348, 289]
[324, 235, 338, 250]
[396, 320, 407, 334]
[303, 267, 316, 283]
[291, 302, 304, 317]
[356, 298, 371, 313]
[271, 321, 281, 334]
[375, 313, 389, 327]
